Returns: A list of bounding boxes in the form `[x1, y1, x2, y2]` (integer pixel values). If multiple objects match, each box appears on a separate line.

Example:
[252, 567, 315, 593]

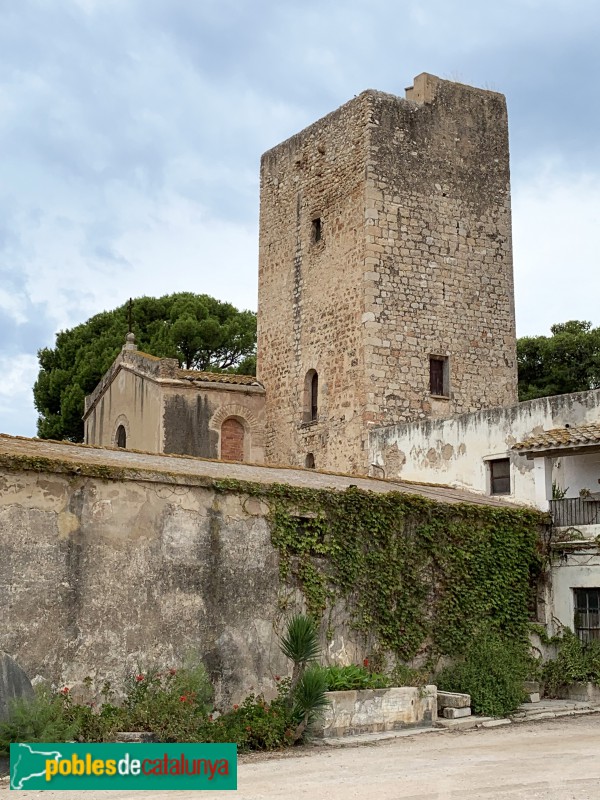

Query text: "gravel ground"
[2, 715, 599, 799]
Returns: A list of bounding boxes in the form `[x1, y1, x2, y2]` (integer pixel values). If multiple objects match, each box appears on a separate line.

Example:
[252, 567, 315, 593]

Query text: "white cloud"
[14, 188, 258, 338]
[0, 353, 38, 399]
[0, 353, 38, 438]
[0, 288, 28, 324]
[512, 162, 600, 336]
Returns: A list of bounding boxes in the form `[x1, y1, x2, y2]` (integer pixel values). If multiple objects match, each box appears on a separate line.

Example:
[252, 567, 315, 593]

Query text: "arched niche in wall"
[209, 404, 261, 463]
[112, 415, 130, 449]
[220, 417, 245, 461]
[303, 369, 319, 423]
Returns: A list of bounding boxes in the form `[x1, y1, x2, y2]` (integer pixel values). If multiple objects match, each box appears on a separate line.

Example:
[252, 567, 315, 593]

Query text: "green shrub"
[435, 631, 533, 717]
[0, 658, 214, 750]
[388, 663, 431, 688]
[119, 659, 213, 741]
[0, 687, 79, 754]
[204, 680, 294, 752]
[321, 664, 390, 691]
[543, 629, 600, 695]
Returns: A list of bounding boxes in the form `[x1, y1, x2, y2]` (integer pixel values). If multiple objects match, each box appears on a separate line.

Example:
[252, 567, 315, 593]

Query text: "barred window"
[574, 588, 600, 642]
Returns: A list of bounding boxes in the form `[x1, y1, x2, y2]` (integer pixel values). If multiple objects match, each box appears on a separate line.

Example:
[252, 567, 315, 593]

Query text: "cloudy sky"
[1, 0, 599, 437]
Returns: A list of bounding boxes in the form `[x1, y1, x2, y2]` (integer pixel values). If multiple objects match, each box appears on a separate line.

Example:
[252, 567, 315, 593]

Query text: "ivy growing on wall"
[215, 479, 546, 661]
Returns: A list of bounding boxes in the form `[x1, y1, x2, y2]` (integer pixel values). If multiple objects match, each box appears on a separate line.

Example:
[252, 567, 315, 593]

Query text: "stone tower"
[257, 73, 518, 475]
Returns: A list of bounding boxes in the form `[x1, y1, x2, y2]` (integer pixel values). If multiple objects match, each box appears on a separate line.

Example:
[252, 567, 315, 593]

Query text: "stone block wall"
[258, 93, 370, 474]
[365, 75, 517, 427]
[315, 685, 437, 738]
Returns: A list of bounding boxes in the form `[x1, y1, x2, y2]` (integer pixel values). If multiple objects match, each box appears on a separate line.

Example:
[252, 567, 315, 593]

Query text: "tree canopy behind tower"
[33, 293, 257, 442]
[517, 320, 600, 401]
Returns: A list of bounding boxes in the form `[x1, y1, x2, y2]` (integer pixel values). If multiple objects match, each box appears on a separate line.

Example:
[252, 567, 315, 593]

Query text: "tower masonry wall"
[258, 93, 371, 473]
[364, 76, 518, 428]
[258, 74, 518, 476]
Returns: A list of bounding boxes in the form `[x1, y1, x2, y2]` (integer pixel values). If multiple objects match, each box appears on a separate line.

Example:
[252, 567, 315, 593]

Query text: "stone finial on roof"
[123, 331, 137, 351]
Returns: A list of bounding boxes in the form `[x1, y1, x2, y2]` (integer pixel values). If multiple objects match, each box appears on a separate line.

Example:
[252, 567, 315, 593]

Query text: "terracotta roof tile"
[513, 422, 600, 453]
[177, 369, 263, 387]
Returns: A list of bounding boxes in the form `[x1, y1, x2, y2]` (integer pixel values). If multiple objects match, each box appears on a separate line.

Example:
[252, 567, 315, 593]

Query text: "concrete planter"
[554, 682, 600, 703]
[314, 685, 437, 738]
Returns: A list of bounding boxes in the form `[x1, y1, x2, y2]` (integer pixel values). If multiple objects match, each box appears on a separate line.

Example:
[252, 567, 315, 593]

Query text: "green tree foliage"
[518, 320, 600, 401]
[33, 293, 257, 442]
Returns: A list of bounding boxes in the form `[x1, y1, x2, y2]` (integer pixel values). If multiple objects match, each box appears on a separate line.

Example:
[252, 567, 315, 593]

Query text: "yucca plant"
[280, 614, 321, 694]
[279, 614, 330, 740]
[291, 665, 329, 741]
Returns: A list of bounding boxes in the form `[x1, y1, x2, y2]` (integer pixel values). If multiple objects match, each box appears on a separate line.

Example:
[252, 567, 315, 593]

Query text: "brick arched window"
[221, 417, 245, 461]
[303, 369, 319, 423]
[115, 425, 127, 448]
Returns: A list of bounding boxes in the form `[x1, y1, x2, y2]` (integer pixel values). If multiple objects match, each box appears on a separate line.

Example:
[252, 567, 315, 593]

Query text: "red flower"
[274, 675, 280, 681]
[169, 668, 177, 675]
[233, 704, 239, 710]
[179, 695, 187, 703]
[60, 687, 69, 695]
[363, 658, 369, 668]
[135, 674, 144, 682]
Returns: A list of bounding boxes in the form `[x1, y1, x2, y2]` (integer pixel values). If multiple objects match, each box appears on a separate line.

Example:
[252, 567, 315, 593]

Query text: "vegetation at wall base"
[542, 629, 600, 695]
[435, 629, 534, 716]
[320, 664, 390, 691]
[0, 619, 329, 754]
[199, 683, 296, 752]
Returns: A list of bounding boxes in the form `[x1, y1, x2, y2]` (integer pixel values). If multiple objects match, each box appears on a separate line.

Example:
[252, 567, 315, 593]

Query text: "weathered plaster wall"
[162, 383, 266, 463]
[0, 468, 290, 705]
[551, 554, 600, 634]
[370, 389, 600, 507]
[0, 435, 548, 705]
[84, 366, 163, 453]
[84, 350, 266, 463]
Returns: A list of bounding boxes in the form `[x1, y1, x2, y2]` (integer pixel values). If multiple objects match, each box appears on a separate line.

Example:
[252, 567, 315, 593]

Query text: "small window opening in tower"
[312, 217, 322, 243]
[311, 372, 319, 420]
[429, 356, 449, 397]
[303, 369, 319, 423]
[116, 425, 127, 448]
[305, 453, 315, 469]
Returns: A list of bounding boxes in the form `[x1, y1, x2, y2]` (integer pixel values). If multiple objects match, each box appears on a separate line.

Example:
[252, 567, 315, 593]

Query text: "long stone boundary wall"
[0, 465, 289, 706]
[0, 434, 520, 705]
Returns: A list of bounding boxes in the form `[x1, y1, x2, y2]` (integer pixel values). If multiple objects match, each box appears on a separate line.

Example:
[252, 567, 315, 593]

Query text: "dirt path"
[2, 715, 599, 799]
